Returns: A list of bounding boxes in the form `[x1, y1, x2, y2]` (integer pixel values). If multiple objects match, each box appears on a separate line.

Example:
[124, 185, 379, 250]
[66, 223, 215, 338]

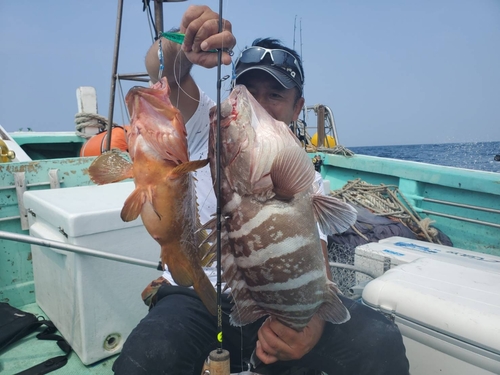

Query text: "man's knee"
[113, 291, 214, 374]
[113, 318, 185, 374]
[357, 312, 410, 374]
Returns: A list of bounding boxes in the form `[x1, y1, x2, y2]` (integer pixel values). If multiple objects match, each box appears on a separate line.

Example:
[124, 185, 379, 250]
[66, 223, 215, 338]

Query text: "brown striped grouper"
[208, 85, 358, 330]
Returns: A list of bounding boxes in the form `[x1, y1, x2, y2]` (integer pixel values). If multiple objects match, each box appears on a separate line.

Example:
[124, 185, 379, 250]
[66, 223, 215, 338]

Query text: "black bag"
[0, 302, 72, 375]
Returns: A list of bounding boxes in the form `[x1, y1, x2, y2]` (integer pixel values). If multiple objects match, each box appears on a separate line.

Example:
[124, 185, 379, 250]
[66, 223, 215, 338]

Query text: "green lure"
[160, 32, 218, 53]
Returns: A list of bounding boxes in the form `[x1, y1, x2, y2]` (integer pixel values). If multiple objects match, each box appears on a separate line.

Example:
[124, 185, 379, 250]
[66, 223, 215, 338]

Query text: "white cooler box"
[354, 236, 500, 284]
[24, 182, 162, 365]
[362, 257, 500, 375]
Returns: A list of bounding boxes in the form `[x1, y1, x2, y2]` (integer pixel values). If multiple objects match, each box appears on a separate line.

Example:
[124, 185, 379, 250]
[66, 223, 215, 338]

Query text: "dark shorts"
[112, 285, 409, 375]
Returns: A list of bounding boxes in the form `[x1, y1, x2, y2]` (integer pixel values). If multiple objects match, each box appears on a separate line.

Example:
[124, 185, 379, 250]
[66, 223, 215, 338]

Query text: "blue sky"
[1, 0, 499, 147]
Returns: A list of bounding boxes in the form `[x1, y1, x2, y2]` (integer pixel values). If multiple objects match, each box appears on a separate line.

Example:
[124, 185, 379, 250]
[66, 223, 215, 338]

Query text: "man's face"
[236, 70, 304, 125]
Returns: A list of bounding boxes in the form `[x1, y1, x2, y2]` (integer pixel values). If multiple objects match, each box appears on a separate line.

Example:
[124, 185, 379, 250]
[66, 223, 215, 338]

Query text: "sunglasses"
[235, 46, 304, 89]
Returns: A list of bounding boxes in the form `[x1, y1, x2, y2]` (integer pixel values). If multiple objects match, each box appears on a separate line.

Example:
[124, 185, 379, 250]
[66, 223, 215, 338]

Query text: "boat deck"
[1, 303, 117, 375]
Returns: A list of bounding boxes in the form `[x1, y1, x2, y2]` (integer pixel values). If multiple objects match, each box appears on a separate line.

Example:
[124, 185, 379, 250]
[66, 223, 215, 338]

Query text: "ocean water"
[349, 141, 500, 174]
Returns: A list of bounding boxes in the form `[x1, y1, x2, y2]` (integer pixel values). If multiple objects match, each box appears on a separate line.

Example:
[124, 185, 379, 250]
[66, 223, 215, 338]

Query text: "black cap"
[233, 50, 304, 95]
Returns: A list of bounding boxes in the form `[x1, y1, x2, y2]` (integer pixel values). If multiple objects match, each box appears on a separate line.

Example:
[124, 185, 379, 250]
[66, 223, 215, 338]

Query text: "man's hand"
[255, 314, 326, 364]
[180, 5, 236, 68]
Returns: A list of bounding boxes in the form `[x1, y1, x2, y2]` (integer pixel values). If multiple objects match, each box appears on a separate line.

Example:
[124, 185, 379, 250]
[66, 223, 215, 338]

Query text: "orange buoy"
[80, 126, 129, 157]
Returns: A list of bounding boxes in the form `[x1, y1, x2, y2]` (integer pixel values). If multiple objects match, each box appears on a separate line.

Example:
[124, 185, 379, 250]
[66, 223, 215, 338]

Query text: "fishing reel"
[311, 155, 323, 172]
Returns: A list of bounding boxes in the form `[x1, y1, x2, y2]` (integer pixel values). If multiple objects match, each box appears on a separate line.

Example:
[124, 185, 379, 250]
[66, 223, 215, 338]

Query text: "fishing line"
[143, 0, 156, 43]
[172, 49, 200, 104]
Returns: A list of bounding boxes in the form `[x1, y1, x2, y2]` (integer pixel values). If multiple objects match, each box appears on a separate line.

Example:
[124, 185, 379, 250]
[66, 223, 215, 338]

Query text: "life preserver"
[80, 126, 130, 157]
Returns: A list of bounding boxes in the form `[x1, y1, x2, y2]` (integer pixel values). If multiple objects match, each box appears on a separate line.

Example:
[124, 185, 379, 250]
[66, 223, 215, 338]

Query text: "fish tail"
[193, 271, 218, 316]
[161, 247, 217, 316]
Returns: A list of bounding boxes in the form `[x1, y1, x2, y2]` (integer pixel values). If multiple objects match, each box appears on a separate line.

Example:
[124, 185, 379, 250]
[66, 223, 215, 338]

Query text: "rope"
[306, 143, 355, 156]
[74, 113, 120, 139]
[331, 178, 444, 244]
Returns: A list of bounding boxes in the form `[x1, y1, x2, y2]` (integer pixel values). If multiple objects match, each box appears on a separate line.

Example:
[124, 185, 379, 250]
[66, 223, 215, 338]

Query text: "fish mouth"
[125, 79, 171, 117]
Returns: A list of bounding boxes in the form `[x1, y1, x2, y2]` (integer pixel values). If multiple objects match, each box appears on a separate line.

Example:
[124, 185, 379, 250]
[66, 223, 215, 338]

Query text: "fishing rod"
[210, 0, 231, 372]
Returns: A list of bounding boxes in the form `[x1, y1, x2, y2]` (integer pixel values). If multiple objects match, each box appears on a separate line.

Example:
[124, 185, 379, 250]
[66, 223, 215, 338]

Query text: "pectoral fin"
[121, 188, 147, 221]
[89, 150, 134, 184]
[312, 194, 357, 235]
[169, 159, 209, 179]
[271, 147, 315, 200]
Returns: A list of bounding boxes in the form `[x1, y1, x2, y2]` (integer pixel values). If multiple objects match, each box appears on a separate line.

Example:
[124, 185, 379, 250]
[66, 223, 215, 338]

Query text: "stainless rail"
[0, 230, 158, 269]
[329, 261, 378, 279]
[407, 194, 500, 215]
[415, 209, 500, 229]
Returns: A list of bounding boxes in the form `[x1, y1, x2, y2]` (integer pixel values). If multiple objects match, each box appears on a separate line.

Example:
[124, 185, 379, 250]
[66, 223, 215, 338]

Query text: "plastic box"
[354, 236, 500, 284]
[24, 182, 162, 364]
[362, 257, 500, 374]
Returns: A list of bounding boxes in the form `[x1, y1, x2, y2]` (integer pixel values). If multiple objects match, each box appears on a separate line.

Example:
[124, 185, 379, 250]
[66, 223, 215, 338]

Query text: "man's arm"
[144, 5, 235, 123]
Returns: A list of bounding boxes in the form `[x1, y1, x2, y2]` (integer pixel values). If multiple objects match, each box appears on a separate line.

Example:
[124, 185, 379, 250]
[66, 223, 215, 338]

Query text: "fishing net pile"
[327, 178, 453, 298]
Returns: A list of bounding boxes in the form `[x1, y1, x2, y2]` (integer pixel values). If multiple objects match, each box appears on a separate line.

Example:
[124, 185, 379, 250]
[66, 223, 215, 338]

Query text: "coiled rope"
[74, 113, 120, 139]
[331, 178, 442, 244]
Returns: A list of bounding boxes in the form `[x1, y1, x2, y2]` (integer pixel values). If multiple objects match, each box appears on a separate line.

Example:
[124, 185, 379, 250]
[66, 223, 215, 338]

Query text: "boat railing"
[407, 195, 500, 230]
[320, 154, 500, 253]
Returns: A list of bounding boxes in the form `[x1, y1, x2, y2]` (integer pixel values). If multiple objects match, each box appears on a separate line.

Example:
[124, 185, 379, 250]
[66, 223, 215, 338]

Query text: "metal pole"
[317, 105, 325, 148]
[0, 230, 158, 269]
[106, 0, 124, 152]
[415, 210, 500, 229]
[154, 0, 164, 36]
[324, 105, 340, 145]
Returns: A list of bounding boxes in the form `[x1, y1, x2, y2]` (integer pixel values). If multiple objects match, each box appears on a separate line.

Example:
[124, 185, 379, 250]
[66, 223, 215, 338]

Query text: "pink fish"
[89, 78, 217, 315]
[208, 85, 357, 329]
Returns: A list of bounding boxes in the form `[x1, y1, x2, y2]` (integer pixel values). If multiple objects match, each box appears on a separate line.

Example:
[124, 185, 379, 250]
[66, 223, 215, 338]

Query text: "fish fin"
[200, 250, 216, 267]
[198, 216, 217, 233]
[315, 283, 351, 324]
[88, 150, 133, 184]
[198, 230, 216, 267]
[229, 297, 269, 327]
[271, 147, 315, 200]
[230, 294, 267, 326]
[121, 188, 146, 221]
[312, 194, 357, 235]
[163, 247, 218, 316]
[199, 226, 217, 248]
[194, 272, 218, 316]
[170, 159, 209, 178]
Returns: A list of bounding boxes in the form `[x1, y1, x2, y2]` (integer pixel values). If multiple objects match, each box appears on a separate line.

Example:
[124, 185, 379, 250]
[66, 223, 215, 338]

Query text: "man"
[113, 5, 409, 375]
